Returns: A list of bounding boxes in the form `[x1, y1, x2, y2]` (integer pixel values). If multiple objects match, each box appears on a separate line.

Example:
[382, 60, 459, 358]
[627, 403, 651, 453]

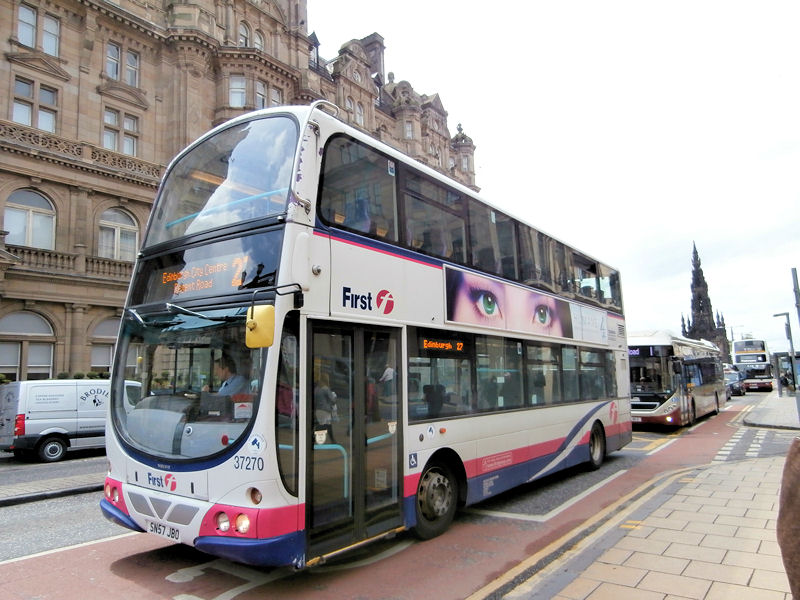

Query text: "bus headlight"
[216, 512, 230, 532]
[235, 514, 251, 534]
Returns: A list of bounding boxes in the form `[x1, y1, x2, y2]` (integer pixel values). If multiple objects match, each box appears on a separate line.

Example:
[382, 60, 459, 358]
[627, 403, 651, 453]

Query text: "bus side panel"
[327, 233, 445, 327]
[402, 400, 624, 520]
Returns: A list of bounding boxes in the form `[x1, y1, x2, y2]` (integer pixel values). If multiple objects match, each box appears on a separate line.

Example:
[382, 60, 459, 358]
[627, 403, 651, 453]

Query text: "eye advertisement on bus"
[445, 267, 609, 344]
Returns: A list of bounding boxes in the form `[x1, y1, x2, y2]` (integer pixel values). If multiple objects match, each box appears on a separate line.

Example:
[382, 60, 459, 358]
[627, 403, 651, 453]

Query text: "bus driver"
[204, 354, 248, 396]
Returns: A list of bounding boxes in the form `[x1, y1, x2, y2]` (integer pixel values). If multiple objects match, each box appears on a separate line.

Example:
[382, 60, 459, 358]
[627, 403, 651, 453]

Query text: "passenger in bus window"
[528, 368, 547, 405]
[313, 374, 337, 443]
[423, 384, 445, 418]
[378, 363, 395, 396]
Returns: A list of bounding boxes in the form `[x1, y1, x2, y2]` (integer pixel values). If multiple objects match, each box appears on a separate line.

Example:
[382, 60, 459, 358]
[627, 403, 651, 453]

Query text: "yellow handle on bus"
[246, 305, 275, 348]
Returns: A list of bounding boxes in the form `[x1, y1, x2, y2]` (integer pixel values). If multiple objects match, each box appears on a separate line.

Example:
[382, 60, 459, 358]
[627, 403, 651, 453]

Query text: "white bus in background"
[732, 339, 773, 391]
[100, 101, 632, 568]
[628, 331, 725, 426]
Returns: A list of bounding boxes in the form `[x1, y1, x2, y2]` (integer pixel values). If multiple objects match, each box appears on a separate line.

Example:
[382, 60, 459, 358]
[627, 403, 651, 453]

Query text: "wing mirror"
[245, 305, 275, 348]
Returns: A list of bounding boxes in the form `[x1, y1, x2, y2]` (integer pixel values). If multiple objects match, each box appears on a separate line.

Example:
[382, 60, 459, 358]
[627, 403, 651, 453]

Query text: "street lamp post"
[774, 312, 800, 408]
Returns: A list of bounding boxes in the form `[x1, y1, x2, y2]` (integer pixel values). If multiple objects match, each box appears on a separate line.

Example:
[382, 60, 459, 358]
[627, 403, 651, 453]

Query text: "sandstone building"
[0, 0, 476, 380]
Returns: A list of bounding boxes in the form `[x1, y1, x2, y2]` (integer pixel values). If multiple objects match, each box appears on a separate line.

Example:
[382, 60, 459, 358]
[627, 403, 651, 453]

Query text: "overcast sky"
[308, 0, 800, 355]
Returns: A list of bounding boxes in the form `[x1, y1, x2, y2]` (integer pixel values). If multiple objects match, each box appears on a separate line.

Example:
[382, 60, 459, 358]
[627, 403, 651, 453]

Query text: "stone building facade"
[0, 0, 477, 381]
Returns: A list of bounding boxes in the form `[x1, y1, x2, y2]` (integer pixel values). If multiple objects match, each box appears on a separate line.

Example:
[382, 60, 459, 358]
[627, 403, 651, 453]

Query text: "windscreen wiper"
[165, 302, 244, 322]
[126, 307, 183, 328]
[238, 263, 276, 289]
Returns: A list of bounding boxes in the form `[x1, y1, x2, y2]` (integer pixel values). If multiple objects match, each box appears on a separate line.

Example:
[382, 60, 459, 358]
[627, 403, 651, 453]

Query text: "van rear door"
[0, 383, 21, 450]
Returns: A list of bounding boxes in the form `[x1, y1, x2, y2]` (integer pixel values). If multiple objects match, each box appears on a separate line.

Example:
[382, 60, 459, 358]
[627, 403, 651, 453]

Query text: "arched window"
[99, 208, 138, 261]
[346, 97, 354, 116]
[355, 102, 364, 126]
[91, 317, 120, 375]
[4, 189, 55, 249]
[0, 311, 54, 381]
[254, 31, 265, 51]
[238, 22, 250, 47]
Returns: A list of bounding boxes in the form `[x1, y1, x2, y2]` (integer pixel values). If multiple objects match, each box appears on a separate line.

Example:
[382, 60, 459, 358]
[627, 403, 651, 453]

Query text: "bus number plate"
[146, 519, 181, 542]
[631, 416, 642, 422]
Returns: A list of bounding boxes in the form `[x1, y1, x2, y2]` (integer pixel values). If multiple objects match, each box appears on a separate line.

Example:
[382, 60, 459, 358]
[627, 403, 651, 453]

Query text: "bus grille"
[632, 400, 660, 411]
[128, 491, 200, 525]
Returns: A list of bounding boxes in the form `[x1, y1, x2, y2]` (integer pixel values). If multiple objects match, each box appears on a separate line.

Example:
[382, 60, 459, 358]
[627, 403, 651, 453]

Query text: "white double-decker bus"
[101, 102, 631, 568]
[732, 339, 773, 391]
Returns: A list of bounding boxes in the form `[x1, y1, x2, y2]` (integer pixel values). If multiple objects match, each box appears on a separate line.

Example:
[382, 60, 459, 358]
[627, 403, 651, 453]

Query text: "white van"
[0, 379, 140, 462]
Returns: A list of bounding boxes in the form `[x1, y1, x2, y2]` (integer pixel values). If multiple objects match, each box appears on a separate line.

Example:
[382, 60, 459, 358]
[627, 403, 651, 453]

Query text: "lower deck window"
[408, 327, 617, 422]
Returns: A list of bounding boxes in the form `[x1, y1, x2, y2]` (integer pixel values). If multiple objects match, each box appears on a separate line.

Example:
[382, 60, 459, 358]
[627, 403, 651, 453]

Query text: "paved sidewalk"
[0, 471, 103, 507]
[500, 455, 789, 599]
[745, 388, 800, 430]
[487, 392, 798, 600]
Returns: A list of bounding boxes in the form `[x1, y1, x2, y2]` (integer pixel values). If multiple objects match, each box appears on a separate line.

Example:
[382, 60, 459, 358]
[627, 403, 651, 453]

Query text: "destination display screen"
[628, 346, 670, 358]
[131, 229, 283, 305]
[419, 336, 468, 355]
[737, 354, 767, 363]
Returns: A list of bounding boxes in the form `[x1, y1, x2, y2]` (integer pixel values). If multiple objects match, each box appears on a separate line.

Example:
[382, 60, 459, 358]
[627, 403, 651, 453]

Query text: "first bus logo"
[342, 287, 395, 315]
[147, 472, 177, 491]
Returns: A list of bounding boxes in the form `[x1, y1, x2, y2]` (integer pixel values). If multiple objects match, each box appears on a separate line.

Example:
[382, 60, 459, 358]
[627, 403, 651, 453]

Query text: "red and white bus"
[100, 101, 631, 568]
[628, 330, 726, 426]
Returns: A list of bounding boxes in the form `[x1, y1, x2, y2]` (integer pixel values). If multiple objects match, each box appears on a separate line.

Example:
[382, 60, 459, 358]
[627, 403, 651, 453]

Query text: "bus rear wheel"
[413, 462, 457, 540]
[587, 423, 606, 470]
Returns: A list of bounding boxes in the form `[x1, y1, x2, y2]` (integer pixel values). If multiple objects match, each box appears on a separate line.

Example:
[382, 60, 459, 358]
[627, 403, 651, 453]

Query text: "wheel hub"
[419, 470, 453, 519]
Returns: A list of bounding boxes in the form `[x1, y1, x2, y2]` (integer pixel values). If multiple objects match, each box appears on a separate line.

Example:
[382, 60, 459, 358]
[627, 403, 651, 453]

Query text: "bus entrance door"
[308, 323, 402, 560]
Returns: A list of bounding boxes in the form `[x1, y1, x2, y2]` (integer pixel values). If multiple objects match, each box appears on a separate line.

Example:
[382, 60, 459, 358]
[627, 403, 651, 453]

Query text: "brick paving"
[504, 454, 791, 599]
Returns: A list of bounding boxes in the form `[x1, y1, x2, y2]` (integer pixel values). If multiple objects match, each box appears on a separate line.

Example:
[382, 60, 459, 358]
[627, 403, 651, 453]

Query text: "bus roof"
[179, 103, 620, 274]
[627, 330, 720, 353]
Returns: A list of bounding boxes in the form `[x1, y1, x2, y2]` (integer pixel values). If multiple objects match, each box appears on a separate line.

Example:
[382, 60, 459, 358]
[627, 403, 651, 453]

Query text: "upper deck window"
[145, 116, 297, 248]
[734, 340, 766, 353]
[320, 136, 398, 242]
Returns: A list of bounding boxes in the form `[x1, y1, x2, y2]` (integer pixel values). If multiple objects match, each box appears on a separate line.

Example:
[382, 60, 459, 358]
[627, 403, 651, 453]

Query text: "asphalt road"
[0, 393, 791, 599]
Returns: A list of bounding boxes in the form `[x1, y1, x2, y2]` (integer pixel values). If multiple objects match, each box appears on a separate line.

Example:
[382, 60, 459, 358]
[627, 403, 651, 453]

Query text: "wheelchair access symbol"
[408, 453, 418, 469]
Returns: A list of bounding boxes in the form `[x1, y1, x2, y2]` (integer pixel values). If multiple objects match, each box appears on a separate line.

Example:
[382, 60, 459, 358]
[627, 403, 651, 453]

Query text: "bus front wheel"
[413, 462, 457, 540]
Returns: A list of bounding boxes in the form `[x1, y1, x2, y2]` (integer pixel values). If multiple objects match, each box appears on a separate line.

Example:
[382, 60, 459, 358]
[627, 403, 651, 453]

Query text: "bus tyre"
[37, 437, 67, 462]
[587, 423, 606, 471]
[413, 462, 457, 540]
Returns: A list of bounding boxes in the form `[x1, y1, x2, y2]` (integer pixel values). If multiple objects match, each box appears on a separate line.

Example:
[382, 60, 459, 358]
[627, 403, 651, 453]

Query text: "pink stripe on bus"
[315, 230, 443, 269]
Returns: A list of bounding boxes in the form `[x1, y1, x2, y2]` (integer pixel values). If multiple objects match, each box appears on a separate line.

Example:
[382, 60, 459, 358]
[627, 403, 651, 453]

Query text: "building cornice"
[215, 47, 300, 82]
[0, 120, 161, 188]
[75, 0, 168, 41]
